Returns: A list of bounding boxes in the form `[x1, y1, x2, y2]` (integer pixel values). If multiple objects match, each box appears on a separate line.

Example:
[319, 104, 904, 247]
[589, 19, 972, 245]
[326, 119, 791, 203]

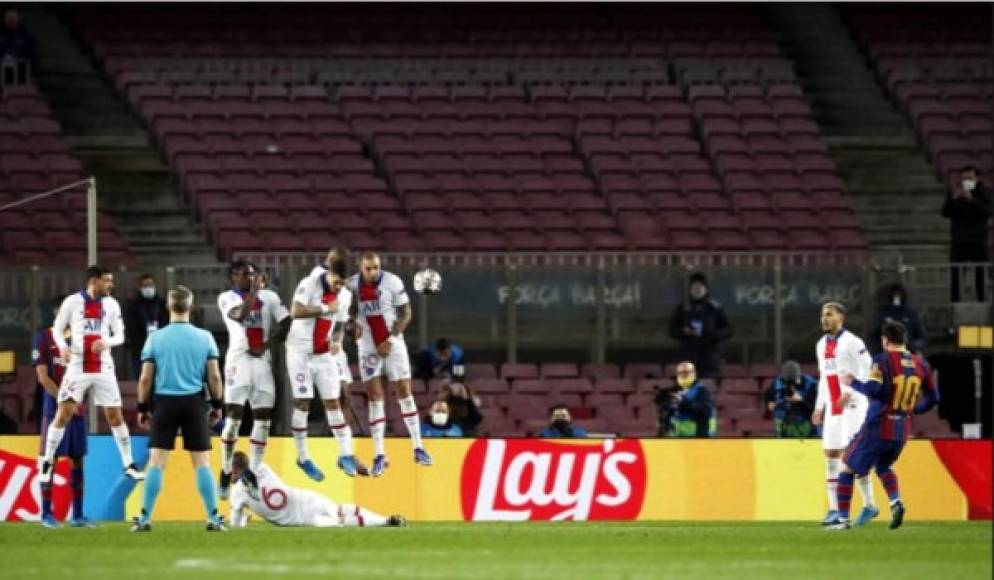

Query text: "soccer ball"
[413, 268, 442, 295]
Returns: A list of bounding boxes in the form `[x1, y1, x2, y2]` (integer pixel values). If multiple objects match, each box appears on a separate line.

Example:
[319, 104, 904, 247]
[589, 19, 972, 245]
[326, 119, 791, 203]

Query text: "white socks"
[369, 401, 386, 457]
[338, 504, 387, 527]
[326, 409, 353, 457]
[110, 423, 134, 467]
[221, 419, 241, 474]
[857, 475, 876, 508]
[292, 408, 310, 463]
[398, 396, 423, 450]
[42, 424, 66, 463]
[249, 419, 270, 471]
[826, 457, 841, 511]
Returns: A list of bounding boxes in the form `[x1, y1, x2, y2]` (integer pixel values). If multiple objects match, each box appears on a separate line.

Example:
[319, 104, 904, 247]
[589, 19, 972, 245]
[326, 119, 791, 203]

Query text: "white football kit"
[230, 464, 341, 527]
[815, 328, 872, 450]
[217, 288, 289, 408]
[347, 271, 411, 382]
[52, 291, 125, 407]
[286, 266, 349, 400]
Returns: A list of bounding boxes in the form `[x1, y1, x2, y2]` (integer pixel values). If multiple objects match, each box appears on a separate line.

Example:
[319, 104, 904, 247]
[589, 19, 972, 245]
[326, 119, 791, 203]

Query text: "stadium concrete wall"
[1, 437, 989, 522]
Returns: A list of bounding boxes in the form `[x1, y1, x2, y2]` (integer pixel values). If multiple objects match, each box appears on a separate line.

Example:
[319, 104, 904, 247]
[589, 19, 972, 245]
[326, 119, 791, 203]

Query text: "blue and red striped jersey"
[854, 350, 939, 441]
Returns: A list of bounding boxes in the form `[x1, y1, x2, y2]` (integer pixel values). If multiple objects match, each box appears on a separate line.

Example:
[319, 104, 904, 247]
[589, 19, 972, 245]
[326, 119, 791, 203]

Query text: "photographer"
[443, 368, 483, 437]
[763, 360, 817, 438]
[656, 361, 716, 438]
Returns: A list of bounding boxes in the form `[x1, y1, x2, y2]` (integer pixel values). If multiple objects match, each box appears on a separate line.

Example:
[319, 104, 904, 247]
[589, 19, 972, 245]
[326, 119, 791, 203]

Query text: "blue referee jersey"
[140, 322, 219, 396]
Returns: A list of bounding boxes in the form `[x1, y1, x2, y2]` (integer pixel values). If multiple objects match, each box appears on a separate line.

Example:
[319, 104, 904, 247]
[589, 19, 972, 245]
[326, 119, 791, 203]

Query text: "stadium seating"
[844, 5, 993, 186]
[69, 4, 869, 259]
[0, 84, 133, 267]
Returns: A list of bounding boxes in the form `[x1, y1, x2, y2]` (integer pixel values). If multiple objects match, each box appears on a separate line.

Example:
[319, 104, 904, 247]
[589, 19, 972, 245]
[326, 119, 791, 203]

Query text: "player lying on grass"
[830, 321, 940, 531]
[228, 452, 405, 528]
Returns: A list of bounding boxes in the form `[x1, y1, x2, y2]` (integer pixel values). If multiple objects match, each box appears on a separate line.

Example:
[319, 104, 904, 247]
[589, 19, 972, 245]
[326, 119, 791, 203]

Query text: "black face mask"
[551, 420, 573, 435]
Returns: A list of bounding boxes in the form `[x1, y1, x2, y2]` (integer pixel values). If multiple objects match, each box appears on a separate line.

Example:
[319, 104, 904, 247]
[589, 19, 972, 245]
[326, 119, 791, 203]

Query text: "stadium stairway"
[24, 6, 221, 266]
[765, 4, 950, 265]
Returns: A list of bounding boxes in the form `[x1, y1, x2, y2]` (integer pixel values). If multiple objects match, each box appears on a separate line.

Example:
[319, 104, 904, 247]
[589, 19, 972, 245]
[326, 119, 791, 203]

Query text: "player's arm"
[51, 299, 71, 356]
[390, 280, 412, 337]
[843, 362, 884, 399]
[914, 365, 940, 415]
[851, 338, 873, 381]
[106, 301, 126, 348]
[137, 358, 155, 427]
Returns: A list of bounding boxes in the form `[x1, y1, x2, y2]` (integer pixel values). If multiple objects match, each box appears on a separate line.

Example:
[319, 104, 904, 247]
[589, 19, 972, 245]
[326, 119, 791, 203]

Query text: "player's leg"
[218, 402, 244, 498]
[181, 394, 224, 530]
[820, 414, 845, 524]
[66, 416, 93, 527]
[134, 447, 168, 531]
[96, 374, 143, 479]
[288, 352, 324, 481]
[844, 409, 877, 524]
[323, 397, 359, 476]
[38, 413, 60, 527]
[386, 345, 430, 466]
[247, 360, 276, 472]
[336, 503, 398, 527]
[392, 378, 430, 466]
[364, 372, 388, 476]
[875, 441, 906, 529]
[40, 370, 85, 482]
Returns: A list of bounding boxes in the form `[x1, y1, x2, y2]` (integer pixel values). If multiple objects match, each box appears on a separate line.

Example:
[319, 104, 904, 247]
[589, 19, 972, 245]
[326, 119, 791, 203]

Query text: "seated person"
[538, 405, 588, 438]
[421, 401, 463, 438]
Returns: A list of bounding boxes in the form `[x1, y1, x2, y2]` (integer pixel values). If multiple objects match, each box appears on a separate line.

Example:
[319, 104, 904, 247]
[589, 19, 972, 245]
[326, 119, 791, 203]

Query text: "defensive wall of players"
[1, 436, 989, 523]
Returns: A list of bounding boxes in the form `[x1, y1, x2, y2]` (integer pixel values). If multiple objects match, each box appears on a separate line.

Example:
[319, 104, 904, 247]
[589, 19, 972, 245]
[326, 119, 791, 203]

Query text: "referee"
[132, 285, 226, 532]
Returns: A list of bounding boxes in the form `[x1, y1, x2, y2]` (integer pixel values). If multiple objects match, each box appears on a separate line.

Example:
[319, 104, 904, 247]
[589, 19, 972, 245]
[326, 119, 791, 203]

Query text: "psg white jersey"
[52, 291, 124, 371]
[286, 266, 350, 355]
[217, 288, 289, 361]
[815, 328, 872, 417]
[347, 271, 409, 351]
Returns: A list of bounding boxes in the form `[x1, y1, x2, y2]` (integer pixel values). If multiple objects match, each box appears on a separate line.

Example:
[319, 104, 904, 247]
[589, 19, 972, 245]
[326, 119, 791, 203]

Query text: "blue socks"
[71, 467, 84, 519]
[140, 466, 163, 524]
[195, 465, 219, 522]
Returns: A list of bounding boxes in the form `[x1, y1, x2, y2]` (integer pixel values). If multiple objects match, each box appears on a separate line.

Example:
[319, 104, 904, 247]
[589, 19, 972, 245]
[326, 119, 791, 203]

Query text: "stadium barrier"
[1, 436, 989, 523]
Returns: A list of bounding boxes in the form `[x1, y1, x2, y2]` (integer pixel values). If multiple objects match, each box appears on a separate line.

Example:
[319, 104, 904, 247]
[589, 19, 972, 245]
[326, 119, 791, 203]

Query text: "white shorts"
[359, 339, 411, 382]
[58, 362, 121, 407]
[336, 351, 353, 385]
[300, 492, 340, 527]
[821, 403, 866, 450]
[224, 354, 276, 408]
[286, 351, 340, 401]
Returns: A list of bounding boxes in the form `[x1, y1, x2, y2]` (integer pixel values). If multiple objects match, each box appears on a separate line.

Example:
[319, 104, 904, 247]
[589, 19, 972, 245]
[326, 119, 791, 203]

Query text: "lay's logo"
[0, 449, 72, 522]
[460, 439, 647, 522]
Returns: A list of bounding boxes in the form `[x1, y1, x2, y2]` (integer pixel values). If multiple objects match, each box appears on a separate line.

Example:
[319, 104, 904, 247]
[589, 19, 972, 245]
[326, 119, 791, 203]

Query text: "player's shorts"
[843, 429, 905, 476]
[359, 339, 411, 382]
[286, 351, 340, 401]
[149, 394, 212, 451]
[299, 491, 340, 527]
[57, 362, 121, 407]
[224, 354, 276, 408]
[335, 351, 353, 385]
[821, 402, 866, 450]
[38, 414, 87, 458]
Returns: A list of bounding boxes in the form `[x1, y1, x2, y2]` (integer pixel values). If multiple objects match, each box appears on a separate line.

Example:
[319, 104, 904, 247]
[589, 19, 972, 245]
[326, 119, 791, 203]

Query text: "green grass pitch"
[0, 521, 990, 579]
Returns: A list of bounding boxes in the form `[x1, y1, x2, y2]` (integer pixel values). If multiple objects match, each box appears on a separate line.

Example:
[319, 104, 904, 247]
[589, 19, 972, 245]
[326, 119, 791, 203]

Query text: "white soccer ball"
[413, 268, 442, 295]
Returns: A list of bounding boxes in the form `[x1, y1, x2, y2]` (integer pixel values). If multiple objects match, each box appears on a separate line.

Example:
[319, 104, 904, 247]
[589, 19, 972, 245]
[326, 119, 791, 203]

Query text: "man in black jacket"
[941, 166, 992, 302]
[668, 272, 733, 377]
[124, 274, 169, 379]
[868, 283, 927, 354]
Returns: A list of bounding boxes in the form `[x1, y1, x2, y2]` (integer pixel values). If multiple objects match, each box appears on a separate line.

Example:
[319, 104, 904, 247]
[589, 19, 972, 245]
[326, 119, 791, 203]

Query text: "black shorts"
[149, 394, 212, 452]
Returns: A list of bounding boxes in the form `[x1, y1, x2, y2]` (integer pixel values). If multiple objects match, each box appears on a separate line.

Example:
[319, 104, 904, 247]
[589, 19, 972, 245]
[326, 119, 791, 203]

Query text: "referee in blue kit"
[132, 285, 226, 532]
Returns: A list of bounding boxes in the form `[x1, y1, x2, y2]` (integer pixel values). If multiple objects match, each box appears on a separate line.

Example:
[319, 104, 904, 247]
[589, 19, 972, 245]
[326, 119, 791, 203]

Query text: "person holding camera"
[763, 360, 817, 438]
[656, 361, 716, 438]
[442, 374, 483, 437]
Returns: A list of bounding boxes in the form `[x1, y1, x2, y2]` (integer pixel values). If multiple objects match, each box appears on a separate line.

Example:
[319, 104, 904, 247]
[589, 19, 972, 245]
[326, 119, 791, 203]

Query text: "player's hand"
[209, 407, 222, 425]
[353, 323, 362, 339]
[838, 389, 852, 408]
[329, 343, 341, 355]
[138, 412, 150, 428]
[58, 347, 70, 364]
[839, 372, 855, 386]
[325, 299, 339, 314]
[248, 345, 268, 357]
[811, 408, 824, 426]
[377, 340, 392, 356]
[91, 339, 108, 353]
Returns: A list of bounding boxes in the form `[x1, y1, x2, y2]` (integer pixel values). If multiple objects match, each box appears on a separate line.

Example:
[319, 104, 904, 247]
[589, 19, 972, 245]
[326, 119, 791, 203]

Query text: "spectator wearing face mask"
[421, 400, 463, 438]
[538, 405, 588, 438]
[443, 378, 483, 437]
[668, 272, 733, 378]
[941, 166, 992, 302]
[868, 283, 927, 355]
[662, 361, 716, 438]
[124, 273, 169, 379]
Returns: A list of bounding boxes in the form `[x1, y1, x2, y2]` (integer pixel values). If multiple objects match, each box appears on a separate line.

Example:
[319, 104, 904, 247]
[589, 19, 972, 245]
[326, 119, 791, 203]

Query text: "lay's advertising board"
[0, 436, 989, 522]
